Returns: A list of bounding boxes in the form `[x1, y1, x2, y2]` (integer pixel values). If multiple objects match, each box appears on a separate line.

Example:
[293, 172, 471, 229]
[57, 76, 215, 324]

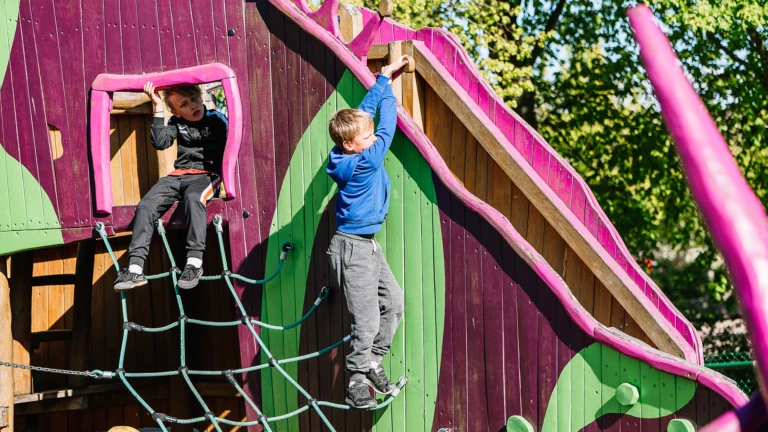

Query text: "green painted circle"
[668, 419, 695, 432]
[507, 415, 534, 432]
[616, 383, 640, 406]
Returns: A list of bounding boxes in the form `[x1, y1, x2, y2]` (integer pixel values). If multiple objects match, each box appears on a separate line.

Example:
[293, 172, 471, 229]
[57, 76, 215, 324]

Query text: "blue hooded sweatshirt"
[326, 74, 397, 235]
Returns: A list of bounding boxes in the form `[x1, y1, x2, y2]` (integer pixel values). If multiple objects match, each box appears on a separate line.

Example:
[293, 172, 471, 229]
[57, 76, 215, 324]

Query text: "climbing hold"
[227, 28, 235, 37]
[667, 419, 695, 432]
[507, 415, 534, 432]
[404, 55, 415, 73]
[378, 0, 394, 17]
[616, 383, 640, 406]
[242, 209, 250, 219]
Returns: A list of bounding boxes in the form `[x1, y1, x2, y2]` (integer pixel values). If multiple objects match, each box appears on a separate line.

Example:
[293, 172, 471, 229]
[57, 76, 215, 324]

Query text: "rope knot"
[178, 315, 188, 324]
[123, 322, 145, 332]
[171, 266, 180, 274]
[268, 357, 279, 367]
[307, 398, 317, 407]
[240, 315, 251, 325]
[153, 413, 178, 424]
[115, 368, 125, 376]
[222, 269, 232, 278]
[178, 366, 189, 374]
[205, 412, 216, 421]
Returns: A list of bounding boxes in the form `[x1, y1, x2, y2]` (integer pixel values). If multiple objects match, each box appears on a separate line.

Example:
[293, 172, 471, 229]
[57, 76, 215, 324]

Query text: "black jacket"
[151, 107, 228, 174]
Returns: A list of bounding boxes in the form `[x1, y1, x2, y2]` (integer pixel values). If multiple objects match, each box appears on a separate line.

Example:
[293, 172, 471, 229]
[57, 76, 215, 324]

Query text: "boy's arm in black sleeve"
[150, 117, 178, 150]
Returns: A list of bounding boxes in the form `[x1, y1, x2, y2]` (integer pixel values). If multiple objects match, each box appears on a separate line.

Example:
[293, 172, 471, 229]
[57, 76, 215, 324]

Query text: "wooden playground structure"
[0, 0, 765, 431]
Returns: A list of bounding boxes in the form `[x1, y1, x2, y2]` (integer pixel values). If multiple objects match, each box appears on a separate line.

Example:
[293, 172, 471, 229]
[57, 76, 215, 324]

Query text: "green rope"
[15, 215, 409, 432]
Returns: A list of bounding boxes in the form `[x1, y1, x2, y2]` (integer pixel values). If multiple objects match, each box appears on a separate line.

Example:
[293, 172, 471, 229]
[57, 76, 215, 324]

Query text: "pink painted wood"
[89, 63, 243, 214]
[701, 393, 768, 432]
[266, 0, 746, 409]
[629, 2, 768, 416]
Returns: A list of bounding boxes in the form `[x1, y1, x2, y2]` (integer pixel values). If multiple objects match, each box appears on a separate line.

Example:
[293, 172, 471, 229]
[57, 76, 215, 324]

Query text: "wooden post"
[338, 3, 363, 43]
[68, 240, 95, 388]
[0, 258, 14, 431]
[403, 41, 425, 130]
[9, 251, 33, 395]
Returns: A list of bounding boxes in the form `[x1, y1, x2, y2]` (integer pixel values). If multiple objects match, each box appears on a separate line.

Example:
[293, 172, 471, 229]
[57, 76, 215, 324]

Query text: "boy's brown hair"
[328, 108, 374, 149]
[163, 85, 203, 110]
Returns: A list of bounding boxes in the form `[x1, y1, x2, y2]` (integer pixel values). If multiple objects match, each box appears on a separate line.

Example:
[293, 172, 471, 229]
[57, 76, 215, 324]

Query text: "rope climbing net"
[1, 215, 407, 432]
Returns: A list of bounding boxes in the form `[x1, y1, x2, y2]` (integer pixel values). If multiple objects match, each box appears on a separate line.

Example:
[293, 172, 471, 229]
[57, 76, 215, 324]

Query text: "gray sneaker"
[114, 269, 147, 292]
[345, 381, 377, 409]
[365, 366, 396, 394]
[177, 265, 203, 289]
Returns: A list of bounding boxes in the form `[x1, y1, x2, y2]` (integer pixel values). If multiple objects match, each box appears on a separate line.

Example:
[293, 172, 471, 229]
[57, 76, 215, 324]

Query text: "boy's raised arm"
[361, 76, 396, 168]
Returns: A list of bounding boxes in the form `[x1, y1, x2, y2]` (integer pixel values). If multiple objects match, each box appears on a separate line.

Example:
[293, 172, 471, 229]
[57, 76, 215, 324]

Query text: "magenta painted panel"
[190, 0, 218, 65]
[90, 90, 113, 215]
[465, 212, 490, 431]
[170, 0, 198, 69]
[211, 0, 230, 66]
[103, 0, 123, 73]
[393, 22, 407, 42]
[450, 196, 469, 430]
[23, 0, 65, 228]
[12, 10, 46, 230]
[136, 0, 162, 72]
[597, 221, 617, 261]
[92, 63, 235, 90]
[502, 245, 523, 419]
[537, 278, 558, 428]
[435, 180, 455, 430]
[614, 250, 629, 273]
[570, 183, 587, 223]
[531, 141, 550, 182]
[630, 269, 647, 296]
[476, 82, 492, 120]
[156, 0, 178, 71]
[119, 0, 142, 74]
[481, 222, 509, 427]
[516, 254, 540, 426]
[268, 6, 291, 188]
[56, 1, 94, 228]
[547, 156, 573, 207]
[468, 75, 480, 105]
[514, 120, 534, 164]
[584, 207, 600, 238]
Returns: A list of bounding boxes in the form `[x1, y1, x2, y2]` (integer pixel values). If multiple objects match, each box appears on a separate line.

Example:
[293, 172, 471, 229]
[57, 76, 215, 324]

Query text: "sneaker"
[345, 381, 377, 409]
[177, 265, 203, 289]
[365, 366, 396, 395]
[114, 269, 147, 292]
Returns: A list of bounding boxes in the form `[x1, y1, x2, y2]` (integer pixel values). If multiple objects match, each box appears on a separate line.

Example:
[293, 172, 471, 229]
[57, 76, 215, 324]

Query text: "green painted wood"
[385, 128, 407, 431]
[0, 1, 16, 233]
[659, 363, 676, 417]
[543, 343, 697, 431]
[583, 341, 603, 426]
[261, 70, 445, 432]
[507, 415, 534, 432]
[616, 383, 640, 406]
[558, 345, 572, 431]
[571, 338, 585, 431]
[668, 418, 695, 432]
[419, 154, 440, 430]
[403, 121, 425, 430]
[0, 144, 62, 255]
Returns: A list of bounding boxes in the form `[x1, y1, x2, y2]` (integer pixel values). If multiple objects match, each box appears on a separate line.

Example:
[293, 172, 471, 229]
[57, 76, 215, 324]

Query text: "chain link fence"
[704, 351, 757, 395]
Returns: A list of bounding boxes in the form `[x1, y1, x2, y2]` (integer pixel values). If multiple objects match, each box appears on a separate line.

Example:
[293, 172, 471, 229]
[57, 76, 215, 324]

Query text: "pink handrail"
[629, 4, 768, 428]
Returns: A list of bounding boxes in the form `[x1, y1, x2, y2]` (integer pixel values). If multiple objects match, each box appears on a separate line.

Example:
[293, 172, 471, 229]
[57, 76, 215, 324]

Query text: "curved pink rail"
[89, 63, 243, 215]
[269, 0, 747, 410]
[630, 4, 768, 429]
[354, 6, 703, 361]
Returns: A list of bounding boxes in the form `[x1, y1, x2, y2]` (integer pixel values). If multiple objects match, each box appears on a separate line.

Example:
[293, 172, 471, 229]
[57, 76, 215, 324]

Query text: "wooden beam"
[14, 395, 87, 416]
[69, 240, 95, 388]
[30, 274, 76, 286]
[31, 329, 73, 344]
[0, 261, 13, 431]
[403, 41, 425, 130]
[338, 3, 363, 43]
[412, 42, 689, 359]
[366, 44, 389, 61]
[9, 251, 33, 394]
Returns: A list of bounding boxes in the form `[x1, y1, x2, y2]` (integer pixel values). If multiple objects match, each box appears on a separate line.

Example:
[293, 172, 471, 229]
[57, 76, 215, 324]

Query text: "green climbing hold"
[668, 419, 695, 432]
[507, 415, 534, 432]
[616, 382, 640, 406]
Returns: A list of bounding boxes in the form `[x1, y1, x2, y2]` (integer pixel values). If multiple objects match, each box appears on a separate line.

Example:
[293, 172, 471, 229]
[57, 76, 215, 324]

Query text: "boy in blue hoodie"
[326, 56, 410, 408]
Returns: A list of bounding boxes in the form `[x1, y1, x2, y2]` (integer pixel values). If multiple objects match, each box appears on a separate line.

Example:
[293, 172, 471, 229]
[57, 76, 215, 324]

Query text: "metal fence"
[704, 351, 757, 395]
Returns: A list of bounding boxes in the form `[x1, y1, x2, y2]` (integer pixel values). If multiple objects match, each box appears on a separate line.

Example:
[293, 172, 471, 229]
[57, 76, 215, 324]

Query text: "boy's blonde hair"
[328, 109, 374, 149]
[163, 85, 203, 110]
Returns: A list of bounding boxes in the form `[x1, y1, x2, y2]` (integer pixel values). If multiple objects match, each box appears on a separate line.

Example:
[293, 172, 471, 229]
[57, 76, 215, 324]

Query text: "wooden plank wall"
[422, 84, 654, 348]
[13, 231, 246, 431]
[109, 114, 176, 207]
[431, 176, 730, 431]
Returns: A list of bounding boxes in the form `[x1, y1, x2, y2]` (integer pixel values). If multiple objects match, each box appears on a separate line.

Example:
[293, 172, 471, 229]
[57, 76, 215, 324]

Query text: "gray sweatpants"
[327, 231, 404, 380]
[128, 173, 221, 268]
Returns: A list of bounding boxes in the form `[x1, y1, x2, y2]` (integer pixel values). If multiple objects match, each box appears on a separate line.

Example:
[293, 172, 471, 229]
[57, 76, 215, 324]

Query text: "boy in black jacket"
[114, 82, 228, 291]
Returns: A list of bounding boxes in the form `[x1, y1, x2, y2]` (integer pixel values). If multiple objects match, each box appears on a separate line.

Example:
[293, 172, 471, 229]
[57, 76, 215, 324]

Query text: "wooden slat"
[31, 329, 72, 344]
[10, 251, 33, 395]
[31, 275, 76, 287]
[69, 240, 94, 388]
[338, 3, 363, 43]
[414, 43, 687, 359]
[0, 259, 13, 431]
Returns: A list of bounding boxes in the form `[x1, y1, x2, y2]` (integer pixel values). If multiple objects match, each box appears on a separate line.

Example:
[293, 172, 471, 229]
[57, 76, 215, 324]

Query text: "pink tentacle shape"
[629, 2, 768, 419]
[347, 11, 383, 57]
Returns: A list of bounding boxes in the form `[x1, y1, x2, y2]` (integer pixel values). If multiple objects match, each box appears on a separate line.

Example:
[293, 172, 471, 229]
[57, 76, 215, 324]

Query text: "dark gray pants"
[327, 231, 404, 380]
[128, 174, 221, 268]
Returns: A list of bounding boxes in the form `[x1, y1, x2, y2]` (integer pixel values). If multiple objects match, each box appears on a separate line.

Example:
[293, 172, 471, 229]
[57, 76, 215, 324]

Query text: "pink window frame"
[89, 63, 243, 215]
